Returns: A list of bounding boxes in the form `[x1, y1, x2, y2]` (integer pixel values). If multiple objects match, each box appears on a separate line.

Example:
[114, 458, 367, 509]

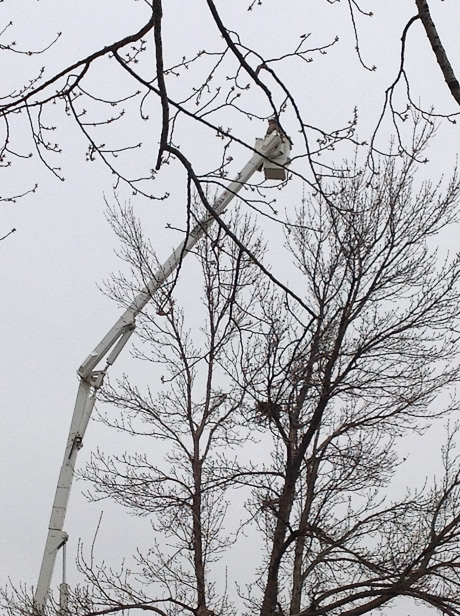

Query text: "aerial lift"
[32, 125, 290, 614]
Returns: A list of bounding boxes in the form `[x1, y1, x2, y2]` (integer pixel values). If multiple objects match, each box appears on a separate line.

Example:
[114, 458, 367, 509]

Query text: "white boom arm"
[33, 128, 290, 613]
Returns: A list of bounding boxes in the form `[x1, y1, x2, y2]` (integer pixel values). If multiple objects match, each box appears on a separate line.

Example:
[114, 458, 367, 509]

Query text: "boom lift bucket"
[255, 130, 291, 180]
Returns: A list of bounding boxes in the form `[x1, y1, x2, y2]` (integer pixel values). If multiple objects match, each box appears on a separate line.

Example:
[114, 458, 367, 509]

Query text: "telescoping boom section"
[33, 126, 291, 614]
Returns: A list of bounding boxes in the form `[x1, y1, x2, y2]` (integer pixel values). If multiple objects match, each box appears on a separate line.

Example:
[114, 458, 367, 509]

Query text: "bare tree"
[74, 206, 264, 616]
[4, 131, 460, 616]
[217, 134, 460, 616]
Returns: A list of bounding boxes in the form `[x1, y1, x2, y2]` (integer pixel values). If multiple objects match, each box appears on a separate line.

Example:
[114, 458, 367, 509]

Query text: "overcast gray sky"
[1, 2, 460, 612]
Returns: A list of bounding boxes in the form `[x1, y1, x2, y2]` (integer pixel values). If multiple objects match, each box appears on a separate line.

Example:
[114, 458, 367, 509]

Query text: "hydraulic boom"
[33, 127, 290, 613]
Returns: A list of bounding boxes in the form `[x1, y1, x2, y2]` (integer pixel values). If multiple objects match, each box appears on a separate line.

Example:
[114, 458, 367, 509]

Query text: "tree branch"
[415, 0, 460, 106]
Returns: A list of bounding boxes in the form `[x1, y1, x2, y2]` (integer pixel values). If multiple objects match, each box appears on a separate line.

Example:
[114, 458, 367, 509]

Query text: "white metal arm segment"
[33, 129, 289, 613]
